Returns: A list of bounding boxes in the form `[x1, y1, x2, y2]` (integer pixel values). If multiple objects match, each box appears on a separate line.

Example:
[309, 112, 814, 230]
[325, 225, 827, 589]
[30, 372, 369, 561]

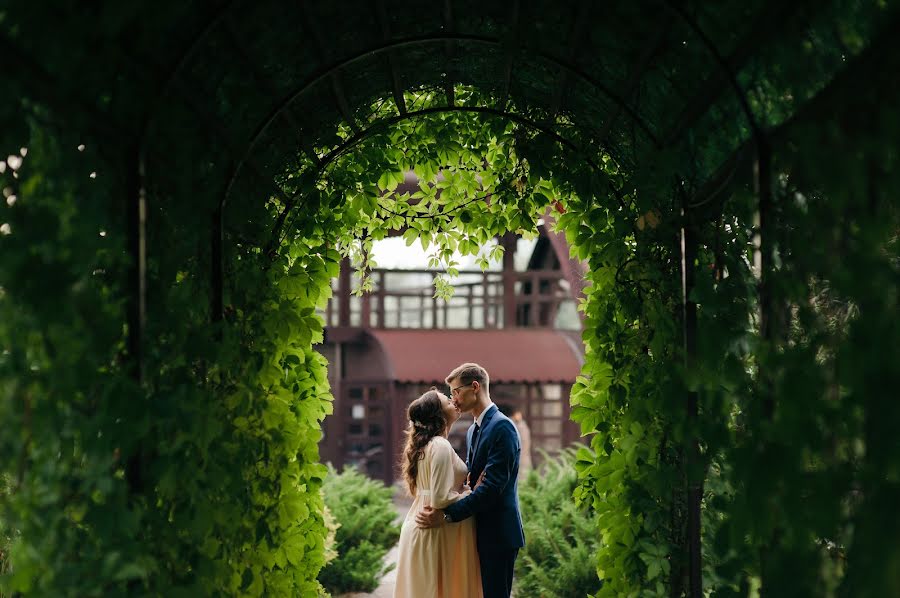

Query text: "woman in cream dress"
[394, 388, 482, 598]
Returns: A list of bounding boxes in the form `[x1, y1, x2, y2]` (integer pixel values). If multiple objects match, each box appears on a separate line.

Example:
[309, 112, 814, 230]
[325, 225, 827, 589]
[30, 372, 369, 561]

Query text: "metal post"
[126, 146, 147, 382]
[211, 205, 224, 326]
[680, 197, 702, 598]
[125, 145, 147, 496]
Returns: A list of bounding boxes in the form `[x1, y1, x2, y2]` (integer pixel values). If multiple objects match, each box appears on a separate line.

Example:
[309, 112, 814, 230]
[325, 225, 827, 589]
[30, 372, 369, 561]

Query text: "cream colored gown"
[394, 436, 482, 598]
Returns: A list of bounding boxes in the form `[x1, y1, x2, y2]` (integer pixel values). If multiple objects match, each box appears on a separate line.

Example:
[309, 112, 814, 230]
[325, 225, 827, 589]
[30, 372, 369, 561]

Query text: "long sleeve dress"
[394, 436, 483, 598]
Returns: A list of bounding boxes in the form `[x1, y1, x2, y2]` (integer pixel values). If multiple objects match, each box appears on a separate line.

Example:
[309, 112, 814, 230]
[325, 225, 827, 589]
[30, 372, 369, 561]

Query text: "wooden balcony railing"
[321, 268, 574, 329]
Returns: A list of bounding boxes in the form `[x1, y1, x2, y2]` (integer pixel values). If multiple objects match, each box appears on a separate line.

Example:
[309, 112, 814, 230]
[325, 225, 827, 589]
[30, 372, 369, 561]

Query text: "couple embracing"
[394, 363, 525, 598]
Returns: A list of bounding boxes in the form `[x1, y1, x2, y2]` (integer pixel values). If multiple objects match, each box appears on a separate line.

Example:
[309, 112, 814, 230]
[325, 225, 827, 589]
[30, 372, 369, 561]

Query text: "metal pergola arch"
[5, 3, 892, 594]
[124, 9, 787, 591]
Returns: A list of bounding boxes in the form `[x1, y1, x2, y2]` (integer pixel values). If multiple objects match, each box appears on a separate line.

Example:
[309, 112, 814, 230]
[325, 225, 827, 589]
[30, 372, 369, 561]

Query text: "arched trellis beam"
[217, 31, 663, 211]
[264, 104, 614, 254]
[212, 104, 627, 321]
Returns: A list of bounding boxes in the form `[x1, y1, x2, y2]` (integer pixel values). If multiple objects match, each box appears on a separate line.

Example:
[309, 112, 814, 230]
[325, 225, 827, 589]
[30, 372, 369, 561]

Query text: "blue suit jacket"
[445, 404, 526, 552]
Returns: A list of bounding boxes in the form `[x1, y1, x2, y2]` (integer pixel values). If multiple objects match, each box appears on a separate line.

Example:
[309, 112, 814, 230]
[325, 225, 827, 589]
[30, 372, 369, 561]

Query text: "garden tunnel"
[1, 0, 899, 596]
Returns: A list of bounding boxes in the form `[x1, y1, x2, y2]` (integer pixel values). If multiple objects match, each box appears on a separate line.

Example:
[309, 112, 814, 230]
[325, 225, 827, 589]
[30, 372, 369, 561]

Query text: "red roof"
[366, 329, 583, 383]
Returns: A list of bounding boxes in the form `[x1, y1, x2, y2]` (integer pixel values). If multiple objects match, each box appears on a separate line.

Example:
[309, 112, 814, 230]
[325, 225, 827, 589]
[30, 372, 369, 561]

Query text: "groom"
[416, 362, 525, 598]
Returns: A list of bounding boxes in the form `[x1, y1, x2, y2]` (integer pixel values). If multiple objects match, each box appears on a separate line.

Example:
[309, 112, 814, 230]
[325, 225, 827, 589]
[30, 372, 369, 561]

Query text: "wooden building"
[316, 223, 587, 484]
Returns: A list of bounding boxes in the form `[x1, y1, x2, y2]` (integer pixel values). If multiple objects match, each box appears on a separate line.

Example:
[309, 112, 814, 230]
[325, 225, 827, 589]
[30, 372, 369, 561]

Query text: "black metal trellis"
[595, 18, 670, 148]
[120, 4, 828, 593]
[221, 15, 320, 166]
[126, 147, 147, 383]
[546, 0, 592, 122]
[442, 0, 456, 107]
[2, 2, 896, 595]
[660, 3, 769, 595]
[217, 31, 663, 204]
[498, 0, 521, 110]
[374, 0, 408, 115]
[298, 2, 362, 134]
[660, 0, 806, 147]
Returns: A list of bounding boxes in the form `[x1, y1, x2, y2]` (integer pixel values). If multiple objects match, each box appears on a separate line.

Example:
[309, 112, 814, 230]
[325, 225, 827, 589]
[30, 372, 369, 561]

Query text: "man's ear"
[472, 380, 480, 394]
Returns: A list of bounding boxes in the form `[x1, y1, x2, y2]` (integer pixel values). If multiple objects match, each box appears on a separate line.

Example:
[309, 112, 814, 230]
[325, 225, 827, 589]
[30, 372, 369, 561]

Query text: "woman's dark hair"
[400, 387, 448, 496]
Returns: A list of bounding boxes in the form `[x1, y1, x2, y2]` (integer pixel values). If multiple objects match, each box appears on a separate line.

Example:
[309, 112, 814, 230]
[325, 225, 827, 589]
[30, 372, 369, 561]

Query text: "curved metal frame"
[218, 32, 662, 209]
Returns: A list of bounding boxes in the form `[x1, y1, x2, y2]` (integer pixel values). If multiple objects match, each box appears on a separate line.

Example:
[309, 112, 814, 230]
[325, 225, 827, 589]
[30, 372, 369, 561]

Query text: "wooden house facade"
[316, 223, 587, 484]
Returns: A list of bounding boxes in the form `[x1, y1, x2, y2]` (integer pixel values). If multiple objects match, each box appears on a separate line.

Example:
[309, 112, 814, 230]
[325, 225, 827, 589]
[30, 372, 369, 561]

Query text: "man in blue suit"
[416, 362, 525, 598]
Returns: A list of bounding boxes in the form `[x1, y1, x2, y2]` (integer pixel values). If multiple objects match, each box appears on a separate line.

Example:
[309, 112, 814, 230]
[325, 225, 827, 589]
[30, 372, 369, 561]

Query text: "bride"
[393, 388, 483, 598]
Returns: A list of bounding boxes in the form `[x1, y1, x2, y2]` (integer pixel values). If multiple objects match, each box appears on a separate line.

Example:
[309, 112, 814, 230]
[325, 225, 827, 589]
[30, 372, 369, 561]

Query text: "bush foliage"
[318, 466, 401, 594]
[515, 448, 603, 598]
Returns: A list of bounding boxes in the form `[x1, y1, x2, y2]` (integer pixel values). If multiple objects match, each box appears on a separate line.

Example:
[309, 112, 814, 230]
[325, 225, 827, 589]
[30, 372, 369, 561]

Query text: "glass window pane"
[540, 401, 563, 418]
[542, 384, 562, 400]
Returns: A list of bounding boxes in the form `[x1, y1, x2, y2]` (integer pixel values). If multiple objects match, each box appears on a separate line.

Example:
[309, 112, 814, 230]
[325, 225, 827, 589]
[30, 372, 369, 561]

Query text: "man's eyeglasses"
[450, 382, 474, 396]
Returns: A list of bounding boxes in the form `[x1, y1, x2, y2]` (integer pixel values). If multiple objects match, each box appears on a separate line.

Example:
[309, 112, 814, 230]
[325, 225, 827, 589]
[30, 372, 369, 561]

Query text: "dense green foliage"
[1, 1, 898, 597]
[0, 132, 336, 595]
[318, 465, 401, 594]
[515, 448, 603, 598]
[0, 476, 13, 594]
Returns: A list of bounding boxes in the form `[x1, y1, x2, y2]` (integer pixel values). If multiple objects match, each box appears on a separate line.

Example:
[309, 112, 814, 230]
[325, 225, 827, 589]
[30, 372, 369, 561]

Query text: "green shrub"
[318, 465, 401, 594]
[515, 447, 603, 598]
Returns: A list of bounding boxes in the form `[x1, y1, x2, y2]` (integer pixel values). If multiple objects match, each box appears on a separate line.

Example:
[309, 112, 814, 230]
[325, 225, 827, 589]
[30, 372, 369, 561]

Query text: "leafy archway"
[1, 2, 899, 597]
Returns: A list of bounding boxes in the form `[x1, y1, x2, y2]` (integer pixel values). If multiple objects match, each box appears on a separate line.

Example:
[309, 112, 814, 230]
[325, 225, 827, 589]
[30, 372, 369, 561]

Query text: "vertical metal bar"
[211, 204, 224, 326]
[126, 147, 147, 382]
[125, 145, 147, 495]
[680, 197, 702, 598]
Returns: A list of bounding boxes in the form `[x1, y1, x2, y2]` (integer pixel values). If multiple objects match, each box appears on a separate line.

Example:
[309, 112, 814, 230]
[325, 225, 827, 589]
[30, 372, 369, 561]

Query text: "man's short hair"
[445, 362, 490, 393]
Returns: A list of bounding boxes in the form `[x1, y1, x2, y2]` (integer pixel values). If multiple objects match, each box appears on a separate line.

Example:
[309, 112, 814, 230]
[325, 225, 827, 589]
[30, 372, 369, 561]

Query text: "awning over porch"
[366, 329, 584, 384]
